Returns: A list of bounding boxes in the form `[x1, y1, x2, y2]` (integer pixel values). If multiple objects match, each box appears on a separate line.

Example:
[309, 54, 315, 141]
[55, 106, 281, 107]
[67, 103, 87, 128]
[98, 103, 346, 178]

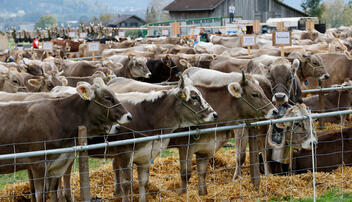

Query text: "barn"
[105, 15, 146, 28]
[164, 0, 308, 22]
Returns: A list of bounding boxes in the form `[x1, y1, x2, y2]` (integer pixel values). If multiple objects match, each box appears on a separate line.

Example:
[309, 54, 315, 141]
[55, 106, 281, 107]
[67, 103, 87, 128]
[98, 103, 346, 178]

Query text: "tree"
[301, 0, 324, 19]
[321, 0, 352, 28]
[100, 13, 112, 21]
[145, 0, 170, 23]
[34, 15, 58, 29]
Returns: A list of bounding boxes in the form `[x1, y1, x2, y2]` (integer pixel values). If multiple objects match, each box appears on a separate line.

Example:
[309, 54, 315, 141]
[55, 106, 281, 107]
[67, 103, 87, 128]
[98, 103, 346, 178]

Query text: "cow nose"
[127, 114, 133, 121]
[324, 74, 330, 79]
[213, 113, 218, 120]
[272, 109, 279, 116]
[274, 93, 286, 101]
[146, 73, 152, 78]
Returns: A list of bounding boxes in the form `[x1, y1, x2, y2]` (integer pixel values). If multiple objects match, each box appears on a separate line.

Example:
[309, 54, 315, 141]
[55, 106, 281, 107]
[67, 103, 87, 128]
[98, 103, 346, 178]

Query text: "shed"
[164, 0, 308, 22]
[0, 32, 8, 50]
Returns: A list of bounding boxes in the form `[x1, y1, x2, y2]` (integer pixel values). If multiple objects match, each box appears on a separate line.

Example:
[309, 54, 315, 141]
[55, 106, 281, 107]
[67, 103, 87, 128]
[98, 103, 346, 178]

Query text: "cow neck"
[196, 85, 239, 124]
[116, 61, 133, 78]
[297, 62, 307, 80]
[53, 94, 93, 136]
[125, 91, 180, 134]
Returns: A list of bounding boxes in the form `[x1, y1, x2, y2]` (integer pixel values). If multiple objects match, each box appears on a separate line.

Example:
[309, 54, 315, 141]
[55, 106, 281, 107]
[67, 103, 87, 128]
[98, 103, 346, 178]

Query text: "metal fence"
[1, 108, 352, 201]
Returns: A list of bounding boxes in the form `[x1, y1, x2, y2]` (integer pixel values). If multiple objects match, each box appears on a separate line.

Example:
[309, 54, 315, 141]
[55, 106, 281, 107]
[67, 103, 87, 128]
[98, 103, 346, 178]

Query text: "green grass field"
[269, 188, 352, 201]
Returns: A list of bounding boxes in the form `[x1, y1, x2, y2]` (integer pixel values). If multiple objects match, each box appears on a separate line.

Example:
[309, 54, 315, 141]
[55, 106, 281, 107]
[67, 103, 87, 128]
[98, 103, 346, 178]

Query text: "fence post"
[249, 127, 260, 189]
[78, 126, 90, 202]
[318, 81, 325, 129]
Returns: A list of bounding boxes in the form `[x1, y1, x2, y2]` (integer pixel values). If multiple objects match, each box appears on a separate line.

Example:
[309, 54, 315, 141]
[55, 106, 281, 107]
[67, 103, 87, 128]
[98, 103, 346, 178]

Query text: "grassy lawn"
[269, 188, 352, 201]
[0, 158, 112, 189]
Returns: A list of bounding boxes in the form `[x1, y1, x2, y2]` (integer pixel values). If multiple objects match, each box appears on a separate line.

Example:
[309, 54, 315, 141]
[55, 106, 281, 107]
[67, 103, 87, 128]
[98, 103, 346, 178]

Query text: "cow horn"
[241, 70, 246, 84]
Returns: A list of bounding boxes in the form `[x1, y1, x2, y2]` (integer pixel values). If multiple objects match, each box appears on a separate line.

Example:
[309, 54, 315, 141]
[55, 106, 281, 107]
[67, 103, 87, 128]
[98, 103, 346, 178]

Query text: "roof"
[164, 0, 308, 16]
[267, 17, 318, 27]
[108, 15, 146, 25]
[164, 0, 225, 11]
[273, 0, 308, 17]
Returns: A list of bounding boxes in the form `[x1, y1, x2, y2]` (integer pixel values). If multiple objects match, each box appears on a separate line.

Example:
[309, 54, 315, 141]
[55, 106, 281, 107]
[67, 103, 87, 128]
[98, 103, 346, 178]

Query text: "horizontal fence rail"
[0, 109, 351, 161]
[302, 86, 352, 94]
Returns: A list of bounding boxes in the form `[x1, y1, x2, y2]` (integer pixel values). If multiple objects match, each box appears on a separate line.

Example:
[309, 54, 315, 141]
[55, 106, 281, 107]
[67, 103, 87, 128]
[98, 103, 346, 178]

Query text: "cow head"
[20, 58, 44, 76]
[25, 73, 68, 92]
[174, 75, 218, 126]
[229, 71, 278, 119]
[273, 103, 317, 150]
[161, 55, 180, 78]
[0, 70, 27, 92]
[298, 54, 330, 81]
[76, 77, 132, 134]
[127, 56, 151, 78]
[269, 59, 303, 105]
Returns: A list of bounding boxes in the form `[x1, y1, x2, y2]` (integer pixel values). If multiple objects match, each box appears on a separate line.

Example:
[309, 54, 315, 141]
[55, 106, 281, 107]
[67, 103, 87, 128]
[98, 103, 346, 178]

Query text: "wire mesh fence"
[0, 109, 352, 201]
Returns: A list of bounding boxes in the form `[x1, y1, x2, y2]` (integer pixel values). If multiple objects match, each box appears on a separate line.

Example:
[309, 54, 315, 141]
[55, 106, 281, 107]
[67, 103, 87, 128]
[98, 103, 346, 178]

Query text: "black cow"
[143, 56, 180, 83]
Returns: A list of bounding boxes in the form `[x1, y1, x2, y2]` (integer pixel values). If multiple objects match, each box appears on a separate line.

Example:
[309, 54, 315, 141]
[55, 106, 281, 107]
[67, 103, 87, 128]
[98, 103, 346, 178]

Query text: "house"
[164, 0, 308, 22]
[106, 15, 146, 27]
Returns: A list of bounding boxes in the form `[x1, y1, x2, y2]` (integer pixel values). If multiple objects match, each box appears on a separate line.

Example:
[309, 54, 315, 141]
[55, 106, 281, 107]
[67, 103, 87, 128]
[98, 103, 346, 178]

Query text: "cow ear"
[227, 82, 242, 98]
[58, 76, 68, 86]
[18, 65, 27, 73]
[344, 50, 352, 60]
[28, 78, 42, 88]
[76, 82, 94, 100]
[212, 54, 217, 60]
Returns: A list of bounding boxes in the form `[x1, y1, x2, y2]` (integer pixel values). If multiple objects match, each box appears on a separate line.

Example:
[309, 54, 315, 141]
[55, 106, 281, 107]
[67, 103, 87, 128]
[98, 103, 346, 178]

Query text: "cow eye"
[191, 95, 197, 100]
[104, 96, 114, 102]
[12, 80, 18, 84]
[252, 93, 260, 98]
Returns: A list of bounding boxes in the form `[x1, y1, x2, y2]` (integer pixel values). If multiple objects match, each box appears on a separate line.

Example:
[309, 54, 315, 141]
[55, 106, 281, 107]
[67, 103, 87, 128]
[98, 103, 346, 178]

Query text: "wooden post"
[249, 128, 260, 189]
[278, 22, 285, 59]
[78, 126, 90, 202]
[147, 25, 150, 37]
[318, 80, 325, 129]
[248, 46, 251, 56]
[92, 51, 95, 61]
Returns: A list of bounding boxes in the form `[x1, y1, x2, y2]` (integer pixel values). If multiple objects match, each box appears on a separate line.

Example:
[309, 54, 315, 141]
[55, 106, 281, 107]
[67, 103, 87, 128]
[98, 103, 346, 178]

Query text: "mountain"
[0, 0, 150, 29]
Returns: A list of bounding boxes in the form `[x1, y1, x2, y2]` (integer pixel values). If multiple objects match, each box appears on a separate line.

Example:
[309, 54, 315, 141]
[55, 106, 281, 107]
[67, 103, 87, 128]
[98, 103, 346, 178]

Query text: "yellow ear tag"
[83, 92, 88, 99]
[106, 73, 110, 76]
[21, 69, 25, 73]
[233, 92, 241, 98]
[181, 92, 186, 100]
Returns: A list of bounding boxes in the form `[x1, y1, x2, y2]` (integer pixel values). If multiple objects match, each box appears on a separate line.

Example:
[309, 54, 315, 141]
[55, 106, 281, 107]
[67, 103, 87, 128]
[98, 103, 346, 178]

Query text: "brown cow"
[303, 81, 352, 123]
[63, 61, 113, 77]
[266, 127, 352, 175]
[0, 70, 27, 92]
[0, 78, 131, 202]
[210, 55, 250, 73]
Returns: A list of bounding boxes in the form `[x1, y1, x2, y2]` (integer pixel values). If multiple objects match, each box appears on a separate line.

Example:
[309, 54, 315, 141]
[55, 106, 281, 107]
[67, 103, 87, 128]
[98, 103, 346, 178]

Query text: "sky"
[284, 0, 350, 11]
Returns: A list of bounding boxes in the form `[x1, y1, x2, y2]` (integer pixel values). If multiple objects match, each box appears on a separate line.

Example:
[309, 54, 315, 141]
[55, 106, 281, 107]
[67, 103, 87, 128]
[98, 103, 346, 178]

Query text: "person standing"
[3, 50, 15, 63]
[229, 3, 235, 23]
[199, 28, 210, 42]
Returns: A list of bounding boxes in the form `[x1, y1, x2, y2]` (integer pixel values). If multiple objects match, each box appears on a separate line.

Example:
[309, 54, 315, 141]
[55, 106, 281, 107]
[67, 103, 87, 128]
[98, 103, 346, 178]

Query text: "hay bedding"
[1, 150, 352, 202]
[1, 121, 352, 201]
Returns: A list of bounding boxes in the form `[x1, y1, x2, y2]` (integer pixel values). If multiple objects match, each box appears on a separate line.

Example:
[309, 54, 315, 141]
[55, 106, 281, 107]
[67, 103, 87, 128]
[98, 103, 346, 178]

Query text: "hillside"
[0, 0, 149, 25]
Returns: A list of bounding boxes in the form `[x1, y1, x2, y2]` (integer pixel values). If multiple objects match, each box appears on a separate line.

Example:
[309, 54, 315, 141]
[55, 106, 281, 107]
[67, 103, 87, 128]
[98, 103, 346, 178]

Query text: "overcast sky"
[284, 0, 303, 10]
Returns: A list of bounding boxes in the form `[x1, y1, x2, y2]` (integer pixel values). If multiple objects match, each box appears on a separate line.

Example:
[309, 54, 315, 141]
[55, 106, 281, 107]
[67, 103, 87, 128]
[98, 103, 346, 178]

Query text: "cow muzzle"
[118, 112, 133, 124]
[301, 135, 318, 150]
[272, 93, 288, 104]
[319, 73, 330, 80]
[145, 72, 152, 78]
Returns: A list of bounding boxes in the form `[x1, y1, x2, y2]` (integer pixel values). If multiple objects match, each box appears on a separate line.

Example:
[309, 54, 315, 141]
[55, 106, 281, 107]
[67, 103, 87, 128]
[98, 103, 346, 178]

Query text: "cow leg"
[114, 154, 133, 202]
[31, 167, 47, 202]
[233, 130, 248, 180]
[178, 146, 194, 195]
[61, 161, 73, 202]
[28, 169, 37, 202]
[113, 158, 122, 195]
[196, 153, 209, 196]
[137, 163, 150, 202]
[48, 177, 60, 202]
